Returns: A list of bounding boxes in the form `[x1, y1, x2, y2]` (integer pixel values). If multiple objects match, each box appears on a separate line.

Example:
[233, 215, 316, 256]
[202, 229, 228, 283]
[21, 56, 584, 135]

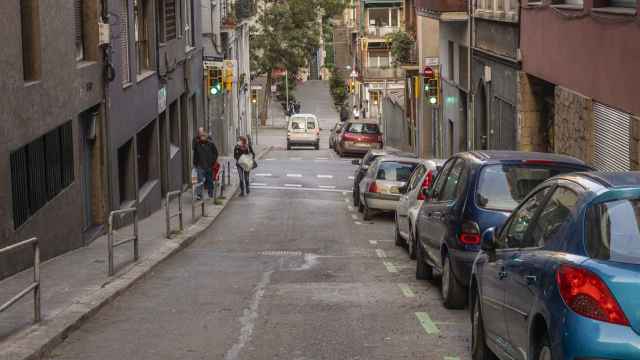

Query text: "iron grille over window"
[75, 0, 84, 60]
[165, 0, 177, 40]
[121, 0, 131, 83]
[10, 121, 75, 229]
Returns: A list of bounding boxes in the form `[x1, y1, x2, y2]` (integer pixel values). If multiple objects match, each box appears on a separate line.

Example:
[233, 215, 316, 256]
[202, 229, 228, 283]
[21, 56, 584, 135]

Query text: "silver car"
[358, 156, 421, 221]
[394, 159, 444, 259]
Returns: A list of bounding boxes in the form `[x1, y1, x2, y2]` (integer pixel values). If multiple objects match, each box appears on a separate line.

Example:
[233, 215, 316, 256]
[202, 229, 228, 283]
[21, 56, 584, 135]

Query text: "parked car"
[415, 151, 593, 309]
[358, 156, 420, 220]
[395, 159, 445, 259]
[329, 122, 344, 149]
[287, 114, 320, 150]
[471, 172, 640, 360]
[336, 120, 383, 157]
[351, 150, 417, 207]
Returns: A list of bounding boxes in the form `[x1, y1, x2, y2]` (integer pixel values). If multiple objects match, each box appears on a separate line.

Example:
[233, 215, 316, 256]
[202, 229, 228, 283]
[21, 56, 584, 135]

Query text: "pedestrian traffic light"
[207, 69, 222, 96]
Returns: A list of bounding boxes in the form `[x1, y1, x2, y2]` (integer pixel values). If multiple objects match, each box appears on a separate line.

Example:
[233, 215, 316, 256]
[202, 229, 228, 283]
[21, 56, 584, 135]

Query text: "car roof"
[462, 150, 588, 166]
[569, 172, 640, 189]
[376, 156, 422, 164]
[347, 119, 379, 124]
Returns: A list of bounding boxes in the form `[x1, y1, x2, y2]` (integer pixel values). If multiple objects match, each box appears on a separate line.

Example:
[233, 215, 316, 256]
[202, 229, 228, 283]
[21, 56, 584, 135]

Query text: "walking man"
[192, 127, 218, 199]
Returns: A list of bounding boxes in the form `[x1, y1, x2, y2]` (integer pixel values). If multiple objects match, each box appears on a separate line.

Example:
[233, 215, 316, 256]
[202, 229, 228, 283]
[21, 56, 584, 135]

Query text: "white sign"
[203, 60, 222, 68]
[158, 87, 167, 113]
[423, 57, 440, 66]
[271, 84, 277, 93]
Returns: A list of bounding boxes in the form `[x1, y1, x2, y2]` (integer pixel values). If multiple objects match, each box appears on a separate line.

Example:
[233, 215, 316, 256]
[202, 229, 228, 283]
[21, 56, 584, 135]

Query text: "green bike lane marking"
[415, 312, 440, 335]
[398, 283, 415, 298]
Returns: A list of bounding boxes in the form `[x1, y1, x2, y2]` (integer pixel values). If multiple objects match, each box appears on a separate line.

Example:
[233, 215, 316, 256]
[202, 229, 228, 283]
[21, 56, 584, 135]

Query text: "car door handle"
[526, 275, 537, 285]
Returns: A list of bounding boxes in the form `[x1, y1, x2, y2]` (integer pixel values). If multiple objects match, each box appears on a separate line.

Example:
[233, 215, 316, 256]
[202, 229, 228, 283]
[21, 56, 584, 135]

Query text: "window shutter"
[165, 0, 177, 40]
[27, 137, 47, 214]
[121, 0, 131, 83]
[10, 148, 30, 228]
[45, 128, 62, 199]
[75, 0, 84, 60]
[60, 121, 75, 187]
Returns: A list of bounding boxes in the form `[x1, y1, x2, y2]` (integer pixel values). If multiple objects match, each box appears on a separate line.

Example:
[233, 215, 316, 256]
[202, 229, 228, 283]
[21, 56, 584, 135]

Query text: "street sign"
[423, 57, 439, 67]
[203, 60, 222, 68]
[423, 66, 435, 79]
[350, 70, 358, 78]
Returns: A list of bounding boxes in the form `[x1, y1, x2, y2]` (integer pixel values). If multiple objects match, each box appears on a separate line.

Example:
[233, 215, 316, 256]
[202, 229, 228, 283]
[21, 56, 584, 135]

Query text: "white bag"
[238, 154, 254, 172]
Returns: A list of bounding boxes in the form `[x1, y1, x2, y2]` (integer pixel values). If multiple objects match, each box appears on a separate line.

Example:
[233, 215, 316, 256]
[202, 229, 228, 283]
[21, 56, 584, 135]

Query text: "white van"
[287, 114, 320, 150]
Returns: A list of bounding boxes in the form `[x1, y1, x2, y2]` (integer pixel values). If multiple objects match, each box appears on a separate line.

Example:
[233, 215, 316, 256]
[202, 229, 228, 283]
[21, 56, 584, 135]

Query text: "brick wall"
[554, 86, 593, 164]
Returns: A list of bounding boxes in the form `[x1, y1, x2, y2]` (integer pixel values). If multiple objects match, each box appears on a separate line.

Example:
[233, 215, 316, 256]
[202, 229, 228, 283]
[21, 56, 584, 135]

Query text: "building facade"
[520, 0, 640, 170]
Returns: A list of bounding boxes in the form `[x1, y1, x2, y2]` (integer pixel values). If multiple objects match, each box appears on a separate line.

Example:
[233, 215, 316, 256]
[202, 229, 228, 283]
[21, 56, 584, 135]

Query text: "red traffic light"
[423, 66, 435, 79]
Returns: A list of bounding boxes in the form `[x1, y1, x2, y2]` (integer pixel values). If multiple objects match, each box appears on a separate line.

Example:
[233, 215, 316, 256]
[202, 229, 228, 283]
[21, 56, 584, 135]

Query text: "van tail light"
[417, 170, 434, 201]
[556, 265, 629, 326]
[459, 221, 481, 245]
[377, 134, 383, 142]
[368, 181, 379, 193]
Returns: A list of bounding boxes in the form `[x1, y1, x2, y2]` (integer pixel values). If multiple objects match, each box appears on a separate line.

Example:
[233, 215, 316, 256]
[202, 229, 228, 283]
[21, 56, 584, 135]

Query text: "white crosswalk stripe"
[317, 175, 333, 179]
[284, 184, 303, 188]
[287, 174, 303, 178]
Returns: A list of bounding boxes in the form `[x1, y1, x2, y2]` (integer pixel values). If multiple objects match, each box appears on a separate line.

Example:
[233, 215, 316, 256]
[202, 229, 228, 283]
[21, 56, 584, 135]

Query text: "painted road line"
[289, 157, 302, 160]
[342, 191, 348, 196]
[250, 183, 267, 186]
[249, 185, 349, 193]
[315, 157, 329, 160]
[265, 158, 275, 161]
[347, 206, 355, 211]
[415, 312, 440, 335]
[382, 261, 398, 273]
[443, 357, 460, 360]
[369, 240, 378, 245]
[348, 176, 355, 180]
[317, 174, 334, 179]
[286, 174, 303, 178]
[319, 185, 336, 189]
[284, 184, 303, 188]
[354, 221, 363, 225]
[351, 214, 358, 220]
[376, 249, 387, 258]
[255, 173, 272, 177]
[398, 283, 415, 298]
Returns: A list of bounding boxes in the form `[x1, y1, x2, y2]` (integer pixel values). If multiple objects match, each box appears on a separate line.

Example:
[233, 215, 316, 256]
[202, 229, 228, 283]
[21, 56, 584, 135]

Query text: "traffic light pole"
[285, 71, 289, 119]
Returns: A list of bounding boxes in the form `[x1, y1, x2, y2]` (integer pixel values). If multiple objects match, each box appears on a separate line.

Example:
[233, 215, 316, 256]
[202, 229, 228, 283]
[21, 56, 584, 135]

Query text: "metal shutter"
[121, 0, 130, 83]
[75, 0, 83, 60]
[60, 121, 75, 187]
[165, 0, 177, 40]
[45, 128, 62, 199]
[10, 148, 30, 228]
[27, 137, 47, 213]
[593, 102, 630, 171]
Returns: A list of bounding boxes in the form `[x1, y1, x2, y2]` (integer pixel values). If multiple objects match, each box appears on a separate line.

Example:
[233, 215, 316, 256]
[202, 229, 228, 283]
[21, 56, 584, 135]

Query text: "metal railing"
[165, 190, 184, 238]
[192, 182, 207, 223]
[0, 238, 41, 323]
[107, 208, 139, 276]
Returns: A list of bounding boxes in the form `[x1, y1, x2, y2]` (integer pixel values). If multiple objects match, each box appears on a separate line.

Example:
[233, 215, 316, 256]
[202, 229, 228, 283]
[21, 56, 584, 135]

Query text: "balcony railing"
[366, 26, 400, 38]
[415, 0, 467, 13]
[364, 66, 404, 79]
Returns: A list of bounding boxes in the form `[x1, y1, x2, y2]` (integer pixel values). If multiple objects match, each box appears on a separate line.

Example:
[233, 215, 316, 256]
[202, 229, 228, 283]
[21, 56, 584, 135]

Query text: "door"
[475, 82, 488, 150]
[417, 158, 455, 254]
[423, 158, 466, 269]
[503, 186, 578, 359]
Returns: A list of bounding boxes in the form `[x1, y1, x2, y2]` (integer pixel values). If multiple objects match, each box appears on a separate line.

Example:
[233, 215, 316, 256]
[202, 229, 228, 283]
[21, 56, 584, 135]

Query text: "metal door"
[593, 102, 630, 171]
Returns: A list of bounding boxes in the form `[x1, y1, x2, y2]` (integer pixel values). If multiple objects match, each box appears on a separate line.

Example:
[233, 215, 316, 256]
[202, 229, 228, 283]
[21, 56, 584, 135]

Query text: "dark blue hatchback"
[471, 172, 640, 360]
[414, 151, 593, 309]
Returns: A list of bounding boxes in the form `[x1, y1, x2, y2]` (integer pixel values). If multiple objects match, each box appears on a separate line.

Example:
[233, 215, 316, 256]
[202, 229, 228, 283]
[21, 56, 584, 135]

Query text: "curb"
[0, 146, 273, 360]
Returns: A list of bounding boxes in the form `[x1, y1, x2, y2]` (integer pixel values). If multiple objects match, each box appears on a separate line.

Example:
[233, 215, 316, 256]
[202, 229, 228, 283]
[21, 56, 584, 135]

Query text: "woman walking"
[233, 136, 255, 197]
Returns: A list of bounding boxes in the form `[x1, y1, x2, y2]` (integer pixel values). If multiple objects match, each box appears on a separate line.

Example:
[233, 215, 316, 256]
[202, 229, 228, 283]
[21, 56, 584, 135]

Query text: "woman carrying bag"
[234, 136, 255, 197]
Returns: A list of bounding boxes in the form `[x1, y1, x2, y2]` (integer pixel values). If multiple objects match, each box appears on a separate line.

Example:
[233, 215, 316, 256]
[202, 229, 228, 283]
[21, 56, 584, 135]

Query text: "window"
[376, 162, 418, 182]
[10, 122, 75, 228]
[498, 187, 550, 249]
[134, 0, 152, 74]
[431, 159, 456, 199]
[184, 0, 194, 47]
[20, 0, 41, 81]
[408, 165, 426, 191]
[75, 0, 85, 60]
[587, 199, 640, 265]
[158, 0, 165, 43]
[528, 187, 578, 248]
[169, 101, 180, 158]
[121, 0, 131, 84]
[118, 141, 135, 203]
[494, 0, 505, 11]
[369, 8, 390, 27]
[165, 0, 178, 40]
[437, 159, 466, 202]
[608, 0, 636, 8]
[345, 123, 380, 134]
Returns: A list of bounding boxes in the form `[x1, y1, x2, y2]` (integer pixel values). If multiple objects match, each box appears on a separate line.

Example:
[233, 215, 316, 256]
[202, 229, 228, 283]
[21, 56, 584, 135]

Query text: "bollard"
[227, 161, 231, 185]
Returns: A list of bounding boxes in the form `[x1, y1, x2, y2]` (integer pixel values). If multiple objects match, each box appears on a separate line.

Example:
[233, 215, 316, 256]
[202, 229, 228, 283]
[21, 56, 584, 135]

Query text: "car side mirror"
[352, 159, 361, 166]
[481, 227, 496, 253]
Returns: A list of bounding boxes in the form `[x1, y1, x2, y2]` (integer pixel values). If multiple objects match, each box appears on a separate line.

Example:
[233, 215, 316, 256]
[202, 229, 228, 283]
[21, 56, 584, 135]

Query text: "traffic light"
[424, 75, 439, 105]
[207, 69, 222, 96]
[223, 61, 234, 92]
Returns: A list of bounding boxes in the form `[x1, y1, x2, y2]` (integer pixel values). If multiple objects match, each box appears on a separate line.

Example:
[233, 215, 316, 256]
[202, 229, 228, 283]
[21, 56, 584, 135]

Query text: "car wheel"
[287, 142, 291, 150]
[353, 188, 360, 207]
[415, 237, 433, 280]
[407, 226, 417, 260]
[394, 215, 405, 247]
[472, 290, 497, 360]
[442, 255, 467, 309]
[315, 141, 320, 150]
[358, 202, 364, 213]
[534, 334, 552, 360]
[363, 205, 373, 221]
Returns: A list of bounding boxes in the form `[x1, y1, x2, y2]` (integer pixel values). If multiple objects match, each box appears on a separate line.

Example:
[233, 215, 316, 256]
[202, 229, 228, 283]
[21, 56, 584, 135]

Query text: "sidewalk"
[0, 148, 271, 360]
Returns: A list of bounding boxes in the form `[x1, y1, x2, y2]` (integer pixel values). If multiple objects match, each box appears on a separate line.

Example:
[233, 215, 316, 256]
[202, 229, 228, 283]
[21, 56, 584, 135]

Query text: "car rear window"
[587, 199, 640, 265]
[376, 162, 417, 182]
[346, 123, 380, 134]
[476, 164, 579, 211]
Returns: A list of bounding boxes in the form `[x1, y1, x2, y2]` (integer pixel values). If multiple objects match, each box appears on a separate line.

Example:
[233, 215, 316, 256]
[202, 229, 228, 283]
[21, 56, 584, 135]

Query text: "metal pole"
[285, 70, 289, 116]
[178, 194, 184, 231]
[133, 210, 139, 261]
[108, 215, 114, 276]
[192, 186, 197, 221]
[227, 161, 231, 185]
[165, 196, 171, 238]
[33, 240, 40, 323]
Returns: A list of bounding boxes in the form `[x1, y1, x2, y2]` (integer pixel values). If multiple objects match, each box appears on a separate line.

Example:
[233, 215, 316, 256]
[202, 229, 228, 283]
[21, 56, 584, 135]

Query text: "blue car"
[471, 172, 640, 360]
[415, 151, 592, 309]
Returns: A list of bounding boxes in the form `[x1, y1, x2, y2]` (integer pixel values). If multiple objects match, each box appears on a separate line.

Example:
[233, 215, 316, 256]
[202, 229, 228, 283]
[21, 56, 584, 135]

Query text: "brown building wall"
[521, 5, 640, 115]
[553, 86, 594, 164]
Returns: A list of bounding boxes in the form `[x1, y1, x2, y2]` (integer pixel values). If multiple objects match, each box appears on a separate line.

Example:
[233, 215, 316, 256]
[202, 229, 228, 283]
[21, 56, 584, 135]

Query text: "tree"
[385, 31, 415, 66]
[251, 0, 346, 124]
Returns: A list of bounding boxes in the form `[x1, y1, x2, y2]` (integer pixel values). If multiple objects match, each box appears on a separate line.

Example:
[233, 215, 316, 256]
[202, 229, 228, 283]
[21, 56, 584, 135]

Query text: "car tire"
[358, 202, 364, 213]
[472, 290, 497, 360]
[394, 215, 405, 248]
[287, 142, 291, 150]
[442, 255, 467, 309]
[315, 141, 320, 150]
[534, 333, 552, 360]
[407, 226, 417, 260]
[416, 238, 433, 280]
[353, 188, 360, 207]
[363, 205, 373, 221]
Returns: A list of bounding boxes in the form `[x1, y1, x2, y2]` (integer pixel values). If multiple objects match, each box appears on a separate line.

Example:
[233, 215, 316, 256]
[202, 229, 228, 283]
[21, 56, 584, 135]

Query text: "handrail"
[0, 237, 40, 323]
[192, 182, 207, 223]
[165, 190, 184, 238]
[107, 207, 139, 276]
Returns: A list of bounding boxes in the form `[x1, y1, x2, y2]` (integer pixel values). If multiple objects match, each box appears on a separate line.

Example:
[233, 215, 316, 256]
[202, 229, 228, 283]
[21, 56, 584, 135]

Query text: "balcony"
[416, 0, 469, 20]
[366, 26, 400, 39]
[363, 66, 404, 80]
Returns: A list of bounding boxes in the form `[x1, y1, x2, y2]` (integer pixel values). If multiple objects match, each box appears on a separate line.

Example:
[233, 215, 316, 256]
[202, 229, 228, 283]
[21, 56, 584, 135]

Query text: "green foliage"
[385, 31, 415, 66]
[329, 70, 348, 107]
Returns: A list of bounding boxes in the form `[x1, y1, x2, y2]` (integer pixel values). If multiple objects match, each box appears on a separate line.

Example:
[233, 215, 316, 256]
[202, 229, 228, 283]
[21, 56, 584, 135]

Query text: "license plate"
[354, 142, 370, 147]
[390, 186, 400, 194]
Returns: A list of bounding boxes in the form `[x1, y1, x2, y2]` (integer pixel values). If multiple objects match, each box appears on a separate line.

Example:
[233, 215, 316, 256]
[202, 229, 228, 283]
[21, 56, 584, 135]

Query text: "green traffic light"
[211, 81, 222, 96]
[429, 97, 437, 104]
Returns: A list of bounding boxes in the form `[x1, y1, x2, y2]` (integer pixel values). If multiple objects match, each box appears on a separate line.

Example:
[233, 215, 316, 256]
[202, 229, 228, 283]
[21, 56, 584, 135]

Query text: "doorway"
[475, 81, 488, 150]
[79, 107, 104, 240]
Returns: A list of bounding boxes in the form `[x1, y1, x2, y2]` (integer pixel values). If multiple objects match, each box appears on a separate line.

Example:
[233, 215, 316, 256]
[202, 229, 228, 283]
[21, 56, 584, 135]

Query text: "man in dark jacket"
[340, 105, 349, 122]
[192, 127, 218, 199]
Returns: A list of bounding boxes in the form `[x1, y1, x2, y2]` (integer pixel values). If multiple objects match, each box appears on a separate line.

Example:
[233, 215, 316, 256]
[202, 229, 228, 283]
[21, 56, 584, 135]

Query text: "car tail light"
[556, 265, 629, 326]
[368, 181, 379, 193]
[342, 132, 355, 141]
[417, 170, 434, 201]
[459, 221, 481, 245]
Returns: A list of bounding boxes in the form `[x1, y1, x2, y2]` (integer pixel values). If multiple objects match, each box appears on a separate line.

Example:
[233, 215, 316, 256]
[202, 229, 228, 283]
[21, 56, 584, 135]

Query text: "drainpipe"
[101, 0, 116, 217]
[467, 0, 474, 150]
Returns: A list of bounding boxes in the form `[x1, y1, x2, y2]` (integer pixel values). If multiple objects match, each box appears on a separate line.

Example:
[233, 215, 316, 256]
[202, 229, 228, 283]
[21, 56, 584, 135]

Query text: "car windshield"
[376, 162, 417, 182]
[587, 199, 640, 265]
[346, 123, 379, 134]
[476, 164, 578, 211]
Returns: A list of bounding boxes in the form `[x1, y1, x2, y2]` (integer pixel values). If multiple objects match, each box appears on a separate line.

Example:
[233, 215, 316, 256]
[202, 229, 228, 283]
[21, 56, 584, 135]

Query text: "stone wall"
[517, 72, 546, 152]
[553, 86, 593, 164]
